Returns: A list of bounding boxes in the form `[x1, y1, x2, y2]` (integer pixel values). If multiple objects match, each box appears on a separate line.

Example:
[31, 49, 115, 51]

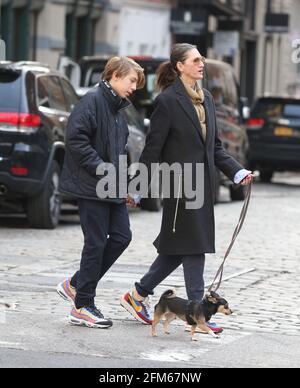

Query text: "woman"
[121, 44, 253, 333]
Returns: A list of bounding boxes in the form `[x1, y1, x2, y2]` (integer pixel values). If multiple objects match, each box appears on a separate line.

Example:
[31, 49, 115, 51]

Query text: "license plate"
[274, 127, 293, 136]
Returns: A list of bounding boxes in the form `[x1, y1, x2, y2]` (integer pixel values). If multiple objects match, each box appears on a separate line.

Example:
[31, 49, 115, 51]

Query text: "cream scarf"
[181, 80, 207, 141]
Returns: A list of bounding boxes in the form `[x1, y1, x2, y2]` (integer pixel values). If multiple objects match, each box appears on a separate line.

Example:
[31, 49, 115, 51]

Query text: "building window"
[65, 12, 96, 60]
[0, 4, 10, 46]
[0, 4, 31, 61]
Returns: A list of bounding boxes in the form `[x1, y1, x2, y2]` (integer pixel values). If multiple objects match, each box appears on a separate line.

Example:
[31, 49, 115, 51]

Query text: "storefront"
[171, 0, 242, 55]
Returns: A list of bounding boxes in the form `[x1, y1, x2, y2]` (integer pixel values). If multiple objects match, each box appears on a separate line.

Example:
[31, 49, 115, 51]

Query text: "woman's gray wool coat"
[139, 78, 244, 255]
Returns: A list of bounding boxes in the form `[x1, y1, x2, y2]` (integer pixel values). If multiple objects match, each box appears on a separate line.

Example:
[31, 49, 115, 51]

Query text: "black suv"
[0, 61, 79, 228]
[247, 96, 300, 182]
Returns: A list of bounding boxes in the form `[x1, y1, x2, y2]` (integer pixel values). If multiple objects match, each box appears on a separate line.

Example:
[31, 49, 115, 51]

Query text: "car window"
[129, 67, 161, 118]
[224, 69, 238, 108]
[37, 76, 51, 108]
[89, 70, 101, 86]
[0, 70, 22, 112]
[48, 76, 67, 111]
[60, 78, 79, 112]
[82, 60, 164, 118]
[252, 100, 300, 119]
[204, 63, 227, 107]
[124, 105, 143, 128]
[283, 104, 300, 118]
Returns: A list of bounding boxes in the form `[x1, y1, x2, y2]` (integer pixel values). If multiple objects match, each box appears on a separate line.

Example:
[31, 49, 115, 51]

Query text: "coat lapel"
[202, 91, 213, 149]
[173, 79, 205, 145]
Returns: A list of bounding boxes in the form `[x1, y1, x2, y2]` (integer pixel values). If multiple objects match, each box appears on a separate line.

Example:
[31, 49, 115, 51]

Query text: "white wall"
[119, 6, 171, 57]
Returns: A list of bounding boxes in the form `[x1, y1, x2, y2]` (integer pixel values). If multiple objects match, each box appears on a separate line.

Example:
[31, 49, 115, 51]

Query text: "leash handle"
[208, 181, 252, 293]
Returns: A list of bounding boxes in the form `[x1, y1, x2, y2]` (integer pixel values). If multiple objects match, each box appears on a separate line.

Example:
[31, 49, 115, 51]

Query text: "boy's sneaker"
[69, 306, 113, 329]
[56, 278, 76, 304]
[185, 321, 223, 334]
[120, 291, 152, 325]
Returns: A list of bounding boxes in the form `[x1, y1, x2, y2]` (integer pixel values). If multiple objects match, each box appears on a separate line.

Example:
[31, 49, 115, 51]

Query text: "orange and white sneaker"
[69, 306, 113, 329]
[120, 291, 152, 325]
[56, 278, 76, 304]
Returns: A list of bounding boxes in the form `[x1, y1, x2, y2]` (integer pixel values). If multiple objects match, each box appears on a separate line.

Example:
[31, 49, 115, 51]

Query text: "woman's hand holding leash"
[240, 173, 255, 186]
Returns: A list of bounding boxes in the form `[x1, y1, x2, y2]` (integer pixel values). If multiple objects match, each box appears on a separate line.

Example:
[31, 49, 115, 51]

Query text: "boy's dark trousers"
[71, 199, 132, 308]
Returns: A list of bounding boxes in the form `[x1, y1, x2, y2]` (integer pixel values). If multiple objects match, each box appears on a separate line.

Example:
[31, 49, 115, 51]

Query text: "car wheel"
[229, 184, 246, 202]
[27, 161, 61, 229]
[140, 197, 162, 212]
[259, 169, 273, 183]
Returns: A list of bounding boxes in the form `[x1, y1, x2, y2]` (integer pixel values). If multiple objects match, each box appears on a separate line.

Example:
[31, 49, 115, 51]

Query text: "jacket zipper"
[172, 173, 182, 233]
[115, 115, 120, 198]
[115, 115, 119, 161]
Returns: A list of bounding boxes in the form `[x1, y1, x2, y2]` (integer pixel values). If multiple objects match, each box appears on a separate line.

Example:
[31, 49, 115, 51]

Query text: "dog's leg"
[190, 325, 198, 341]
[163, 313, 176, 335]
[151, 314, 161, 337]
[197, 324, 220, 339]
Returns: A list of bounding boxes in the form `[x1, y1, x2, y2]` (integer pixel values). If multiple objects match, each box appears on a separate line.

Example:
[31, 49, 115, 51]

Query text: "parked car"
[58, 55, 249, 202]
[58, 55, 164, 120]
[246, 96, 300, 182]
[0, 61, 79, 228]
[0, 61, 151, 228]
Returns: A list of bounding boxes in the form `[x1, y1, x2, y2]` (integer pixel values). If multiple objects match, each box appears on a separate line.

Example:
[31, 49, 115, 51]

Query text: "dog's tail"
[154, 289, 177, 313]
[160, 289, 176, 300]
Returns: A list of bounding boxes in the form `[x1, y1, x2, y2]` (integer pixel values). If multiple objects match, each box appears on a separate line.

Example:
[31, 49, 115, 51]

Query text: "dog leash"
[208, 180, 253, 293]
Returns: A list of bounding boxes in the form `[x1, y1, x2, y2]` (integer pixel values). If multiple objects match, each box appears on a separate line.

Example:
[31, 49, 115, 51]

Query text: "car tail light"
[0, 113, 41, 132]
[246, 118, 265, 129]
[10, 165, 29, 176]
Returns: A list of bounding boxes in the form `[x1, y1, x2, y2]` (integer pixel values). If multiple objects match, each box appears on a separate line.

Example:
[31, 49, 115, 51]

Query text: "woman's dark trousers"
[135, 253, 205, 302]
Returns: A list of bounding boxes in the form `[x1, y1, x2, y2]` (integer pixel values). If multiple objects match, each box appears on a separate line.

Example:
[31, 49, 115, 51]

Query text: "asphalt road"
[0, 172, 300, 368]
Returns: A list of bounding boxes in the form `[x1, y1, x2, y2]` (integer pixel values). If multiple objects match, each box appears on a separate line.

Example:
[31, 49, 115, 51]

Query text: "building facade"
[171, 0, 258, 103]
[255, 0, 300, 97]
[171, 0, 300, 102]
[0, 0, 110, 69]
[0, 0, 173, 69]
[1, 0, 300, 99]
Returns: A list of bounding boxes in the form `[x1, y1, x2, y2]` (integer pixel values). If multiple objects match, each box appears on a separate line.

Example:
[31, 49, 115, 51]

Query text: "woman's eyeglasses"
[193, 56, 206, 65]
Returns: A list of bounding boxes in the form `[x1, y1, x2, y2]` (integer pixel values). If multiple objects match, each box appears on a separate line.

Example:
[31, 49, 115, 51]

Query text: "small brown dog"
[151, 289, 233, 341]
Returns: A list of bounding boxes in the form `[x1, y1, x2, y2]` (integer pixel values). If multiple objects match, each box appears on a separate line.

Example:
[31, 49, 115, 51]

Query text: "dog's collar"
[202, 299, 218, 321]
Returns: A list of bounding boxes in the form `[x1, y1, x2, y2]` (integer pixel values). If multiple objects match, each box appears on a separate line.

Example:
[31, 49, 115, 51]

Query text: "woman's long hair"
[156, 43, 197, 91]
